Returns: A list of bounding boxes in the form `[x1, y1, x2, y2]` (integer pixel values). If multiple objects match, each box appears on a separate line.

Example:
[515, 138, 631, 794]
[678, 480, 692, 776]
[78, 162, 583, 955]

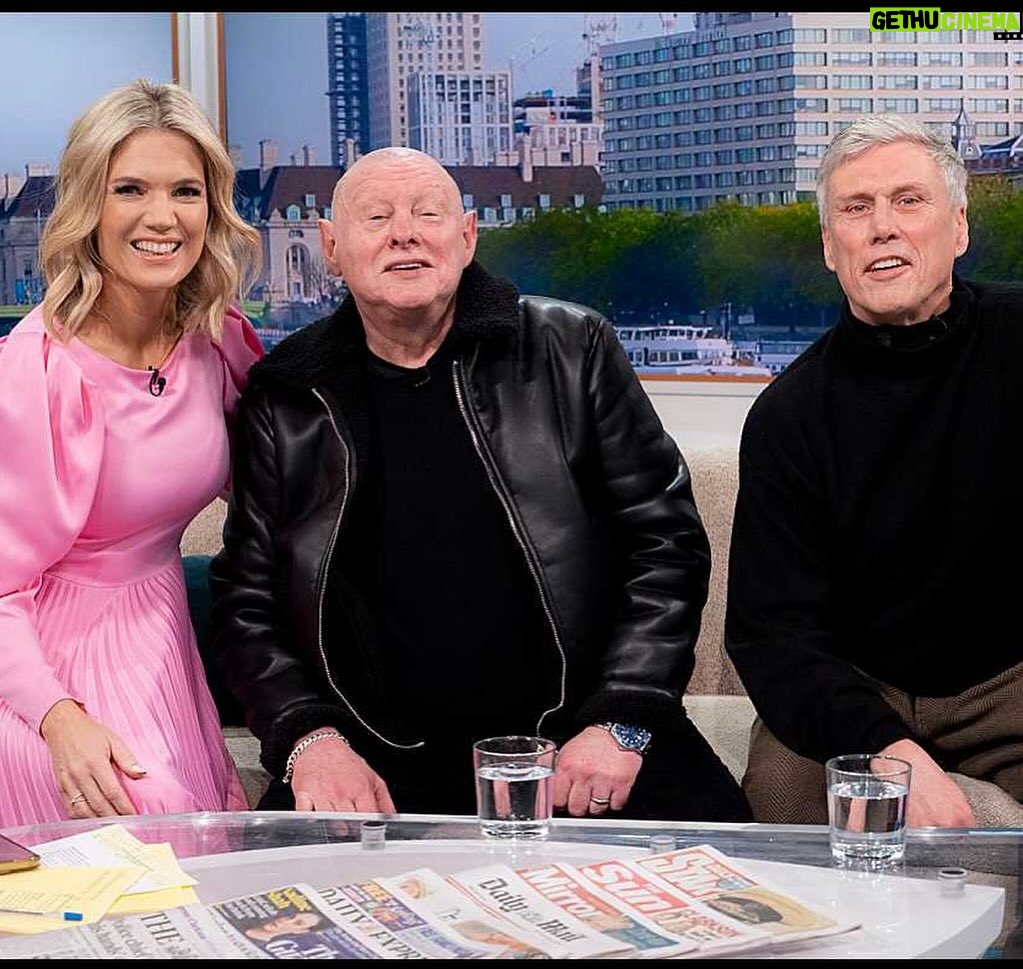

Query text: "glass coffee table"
[3, 812, 1020, 959]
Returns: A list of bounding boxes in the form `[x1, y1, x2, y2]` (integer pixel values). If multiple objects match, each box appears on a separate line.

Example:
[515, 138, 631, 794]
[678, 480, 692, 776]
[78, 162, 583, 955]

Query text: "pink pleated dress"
[0, 304, 263, 825]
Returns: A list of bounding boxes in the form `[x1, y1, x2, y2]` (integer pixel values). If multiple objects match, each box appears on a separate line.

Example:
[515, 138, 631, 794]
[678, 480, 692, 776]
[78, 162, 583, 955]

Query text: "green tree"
[959, 175, 1023, 282]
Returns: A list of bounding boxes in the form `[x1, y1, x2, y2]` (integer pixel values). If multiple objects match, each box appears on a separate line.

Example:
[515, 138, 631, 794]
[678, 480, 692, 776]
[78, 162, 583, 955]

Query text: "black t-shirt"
[332, 337, 553, 747]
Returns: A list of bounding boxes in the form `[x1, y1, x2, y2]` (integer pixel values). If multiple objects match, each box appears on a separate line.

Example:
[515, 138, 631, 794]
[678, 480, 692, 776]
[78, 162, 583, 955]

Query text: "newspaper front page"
[515, 860, 701, 958]
[570, 856, 771, 956]
[446, 863, 638, 958]
[320, 878, 496, 959]
[0, 903, 256, 959]
[378, 865, 565, 958]
[631, 844, 860, 944]
[0, 843, 863, 959]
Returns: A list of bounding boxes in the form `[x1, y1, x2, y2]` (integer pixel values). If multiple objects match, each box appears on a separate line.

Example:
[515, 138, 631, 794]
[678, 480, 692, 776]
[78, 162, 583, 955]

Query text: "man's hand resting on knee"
[880, 738, 976, 829]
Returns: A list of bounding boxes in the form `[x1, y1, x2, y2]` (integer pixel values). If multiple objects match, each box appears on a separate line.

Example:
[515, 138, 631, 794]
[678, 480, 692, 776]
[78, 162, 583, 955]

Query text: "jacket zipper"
[451, 357, 568, 734]
[311, 388, 424, 750]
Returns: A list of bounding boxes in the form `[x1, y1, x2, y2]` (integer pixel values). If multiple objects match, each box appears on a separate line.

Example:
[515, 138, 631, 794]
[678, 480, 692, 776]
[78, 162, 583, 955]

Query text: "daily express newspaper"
[318, 878, 495, 958]
[0, 845, 860, 959]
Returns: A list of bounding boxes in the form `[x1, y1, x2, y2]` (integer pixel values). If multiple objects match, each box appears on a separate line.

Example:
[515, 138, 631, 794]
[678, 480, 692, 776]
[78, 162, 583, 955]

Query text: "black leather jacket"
[210, 262, 711, 778]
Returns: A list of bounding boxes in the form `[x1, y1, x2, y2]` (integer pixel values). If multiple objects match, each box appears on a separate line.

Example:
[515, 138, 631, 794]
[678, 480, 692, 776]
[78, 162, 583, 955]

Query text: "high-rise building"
[326, 13, 371, 166]
[407, 70, 513, 165]
[600, 11, 1023, 212]
[493, 91, 603, 169]
[366, 12, 484, 150]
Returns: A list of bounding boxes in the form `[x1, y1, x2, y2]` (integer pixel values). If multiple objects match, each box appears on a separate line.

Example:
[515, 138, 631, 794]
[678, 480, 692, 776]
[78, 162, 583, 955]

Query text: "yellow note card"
[0, 866, 142, 934]
[93, 827, 196, 891]
[107, 884, 200, 916]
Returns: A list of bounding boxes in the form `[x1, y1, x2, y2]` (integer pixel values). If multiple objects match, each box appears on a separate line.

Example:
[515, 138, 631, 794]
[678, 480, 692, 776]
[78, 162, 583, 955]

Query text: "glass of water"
[473, 735, 556, 840]
[826, 753, 912, 870]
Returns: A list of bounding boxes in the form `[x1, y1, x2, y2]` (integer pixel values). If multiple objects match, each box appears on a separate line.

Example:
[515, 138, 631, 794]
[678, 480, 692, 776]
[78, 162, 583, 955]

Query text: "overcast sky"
[1, 12, 693, 175]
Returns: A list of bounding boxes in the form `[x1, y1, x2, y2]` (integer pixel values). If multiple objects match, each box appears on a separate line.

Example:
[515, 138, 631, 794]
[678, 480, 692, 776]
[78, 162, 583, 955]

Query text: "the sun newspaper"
[567, 856, 771, 956]
[0, 844, 861, 959]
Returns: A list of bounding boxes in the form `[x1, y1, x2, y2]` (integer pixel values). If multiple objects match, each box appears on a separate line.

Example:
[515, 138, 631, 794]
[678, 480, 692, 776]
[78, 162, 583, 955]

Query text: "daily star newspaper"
[569, 856, 770, 956]
[631, 844, 860, 944]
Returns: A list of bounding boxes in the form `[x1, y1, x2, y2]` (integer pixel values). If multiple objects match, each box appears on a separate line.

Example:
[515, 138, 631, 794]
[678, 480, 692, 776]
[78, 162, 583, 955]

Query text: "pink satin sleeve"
[0, 325, 104, 730]
[213, 305, 265, 498]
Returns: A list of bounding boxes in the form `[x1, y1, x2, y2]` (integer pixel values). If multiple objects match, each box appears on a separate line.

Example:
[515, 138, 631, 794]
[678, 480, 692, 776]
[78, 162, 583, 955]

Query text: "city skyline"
[0, 12, 691, 176]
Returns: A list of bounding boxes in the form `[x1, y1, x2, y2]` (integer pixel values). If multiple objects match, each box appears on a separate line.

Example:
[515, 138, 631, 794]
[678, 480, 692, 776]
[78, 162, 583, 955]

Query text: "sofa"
[180, 447, 1023, 827]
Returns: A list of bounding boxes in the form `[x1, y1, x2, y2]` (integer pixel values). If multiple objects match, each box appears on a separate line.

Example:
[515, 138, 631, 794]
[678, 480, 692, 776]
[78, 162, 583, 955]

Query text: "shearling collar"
[250, 260, 520, 391]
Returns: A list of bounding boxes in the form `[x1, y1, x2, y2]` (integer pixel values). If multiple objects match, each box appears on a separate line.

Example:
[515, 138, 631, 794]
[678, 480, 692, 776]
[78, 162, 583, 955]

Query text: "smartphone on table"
[0, 833, 41, 874]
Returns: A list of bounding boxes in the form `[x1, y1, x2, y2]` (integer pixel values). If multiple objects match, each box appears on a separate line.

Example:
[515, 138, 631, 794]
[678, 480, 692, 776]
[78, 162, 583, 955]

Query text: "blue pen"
[0, 906, 83, 921]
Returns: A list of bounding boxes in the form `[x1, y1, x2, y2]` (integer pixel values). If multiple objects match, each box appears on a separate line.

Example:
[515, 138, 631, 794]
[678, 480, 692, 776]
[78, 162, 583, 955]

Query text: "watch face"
[610, 722, 651, 753]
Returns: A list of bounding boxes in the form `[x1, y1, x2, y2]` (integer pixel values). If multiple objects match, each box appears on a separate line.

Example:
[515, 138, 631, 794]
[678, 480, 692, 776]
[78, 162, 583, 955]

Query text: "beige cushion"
[686, 447, 746, 696]
[949, 772, 1023, 829]
[684, 695, 756, 784]
[180, 498, 227, 557]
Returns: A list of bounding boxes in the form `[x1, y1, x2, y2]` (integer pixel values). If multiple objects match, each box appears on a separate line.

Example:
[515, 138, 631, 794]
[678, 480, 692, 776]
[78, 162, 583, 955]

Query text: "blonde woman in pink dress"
[0, 79, 264, 825]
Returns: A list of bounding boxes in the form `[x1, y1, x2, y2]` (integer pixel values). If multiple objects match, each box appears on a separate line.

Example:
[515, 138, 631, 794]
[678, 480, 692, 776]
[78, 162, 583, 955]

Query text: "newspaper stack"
[0, 844, 859, 959]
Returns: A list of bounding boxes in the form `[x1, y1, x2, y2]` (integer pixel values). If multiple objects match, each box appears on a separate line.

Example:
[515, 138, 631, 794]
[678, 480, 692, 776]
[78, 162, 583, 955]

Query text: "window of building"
[832, 75, 871, 89]
[921, 75, 962, 89]
[794, 51, 827, 66]
[874, 50, 914, 66]
[921, 50, 962, 66]
[835, 97, 873, 112]
[833, 28, 871, 43]
[969, 98, 1009, 113]
[876, 97, 918, 113]
[876, 75, 917, 89]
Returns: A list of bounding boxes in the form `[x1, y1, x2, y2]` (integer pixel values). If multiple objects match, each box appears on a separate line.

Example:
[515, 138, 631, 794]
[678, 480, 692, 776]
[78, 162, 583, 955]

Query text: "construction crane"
[582, 14, 618, 57]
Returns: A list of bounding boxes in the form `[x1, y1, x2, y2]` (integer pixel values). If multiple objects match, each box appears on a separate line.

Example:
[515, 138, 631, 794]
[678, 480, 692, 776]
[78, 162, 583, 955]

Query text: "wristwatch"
[596, 721, 652, 756]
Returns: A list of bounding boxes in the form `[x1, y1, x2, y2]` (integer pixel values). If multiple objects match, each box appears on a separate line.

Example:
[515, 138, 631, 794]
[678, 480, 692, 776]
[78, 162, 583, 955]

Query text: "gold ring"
[589, 796, 611, 806]
[69, 793, 88, 805]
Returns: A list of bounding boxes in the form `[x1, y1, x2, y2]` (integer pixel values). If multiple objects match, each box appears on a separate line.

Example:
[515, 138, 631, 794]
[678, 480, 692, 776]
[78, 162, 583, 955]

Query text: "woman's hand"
[40, 699, 147, 817]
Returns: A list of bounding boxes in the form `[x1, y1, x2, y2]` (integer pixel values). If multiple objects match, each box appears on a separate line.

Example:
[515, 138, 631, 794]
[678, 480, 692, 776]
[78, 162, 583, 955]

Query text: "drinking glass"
[473, 736, 556, 840]
[826, 753, 912, 869]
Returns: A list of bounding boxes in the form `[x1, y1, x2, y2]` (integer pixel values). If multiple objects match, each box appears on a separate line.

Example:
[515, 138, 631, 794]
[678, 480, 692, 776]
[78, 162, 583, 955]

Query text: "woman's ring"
[589, 796, 611, 806]
[69, 793, 87, 805]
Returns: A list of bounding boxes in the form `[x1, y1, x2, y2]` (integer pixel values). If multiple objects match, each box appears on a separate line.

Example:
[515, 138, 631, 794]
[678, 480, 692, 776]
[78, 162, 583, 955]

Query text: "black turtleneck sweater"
[725, 277, 1023, 764]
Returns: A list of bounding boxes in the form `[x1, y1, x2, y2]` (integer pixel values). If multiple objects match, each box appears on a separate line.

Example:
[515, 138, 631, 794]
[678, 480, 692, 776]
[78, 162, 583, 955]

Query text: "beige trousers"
[742, 661, 1023, 824]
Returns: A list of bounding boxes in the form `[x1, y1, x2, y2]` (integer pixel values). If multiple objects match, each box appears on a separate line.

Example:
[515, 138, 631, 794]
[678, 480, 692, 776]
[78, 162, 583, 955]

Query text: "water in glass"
[475, 762, 553, 840]
[828, 776, 909, 867]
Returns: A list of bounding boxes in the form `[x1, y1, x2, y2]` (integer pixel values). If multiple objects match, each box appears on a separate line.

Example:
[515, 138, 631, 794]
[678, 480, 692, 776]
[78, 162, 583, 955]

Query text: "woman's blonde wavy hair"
[40, 78, 261, 340]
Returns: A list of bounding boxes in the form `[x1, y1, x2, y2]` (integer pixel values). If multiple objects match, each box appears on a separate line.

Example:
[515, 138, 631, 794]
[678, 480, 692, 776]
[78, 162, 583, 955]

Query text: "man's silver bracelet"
[282, 729, 348, 784]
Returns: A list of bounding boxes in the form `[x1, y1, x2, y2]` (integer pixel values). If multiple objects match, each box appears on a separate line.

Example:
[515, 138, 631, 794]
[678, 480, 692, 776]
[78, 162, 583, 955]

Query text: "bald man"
[211, 147, 750, 823]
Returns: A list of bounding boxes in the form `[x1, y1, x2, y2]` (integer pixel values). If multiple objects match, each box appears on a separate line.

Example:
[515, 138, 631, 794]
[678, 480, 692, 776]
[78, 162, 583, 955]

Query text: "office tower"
[407, 70, 513, 165]
[366, 12, 484, 150]
[600, 11, 1023, 212]
[326, 13, 371, 166]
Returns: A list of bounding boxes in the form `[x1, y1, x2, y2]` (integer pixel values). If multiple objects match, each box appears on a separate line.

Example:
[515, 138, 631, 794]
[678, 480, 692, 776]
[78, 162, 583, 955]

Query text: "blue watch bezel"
[599, 721, 652, 754]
